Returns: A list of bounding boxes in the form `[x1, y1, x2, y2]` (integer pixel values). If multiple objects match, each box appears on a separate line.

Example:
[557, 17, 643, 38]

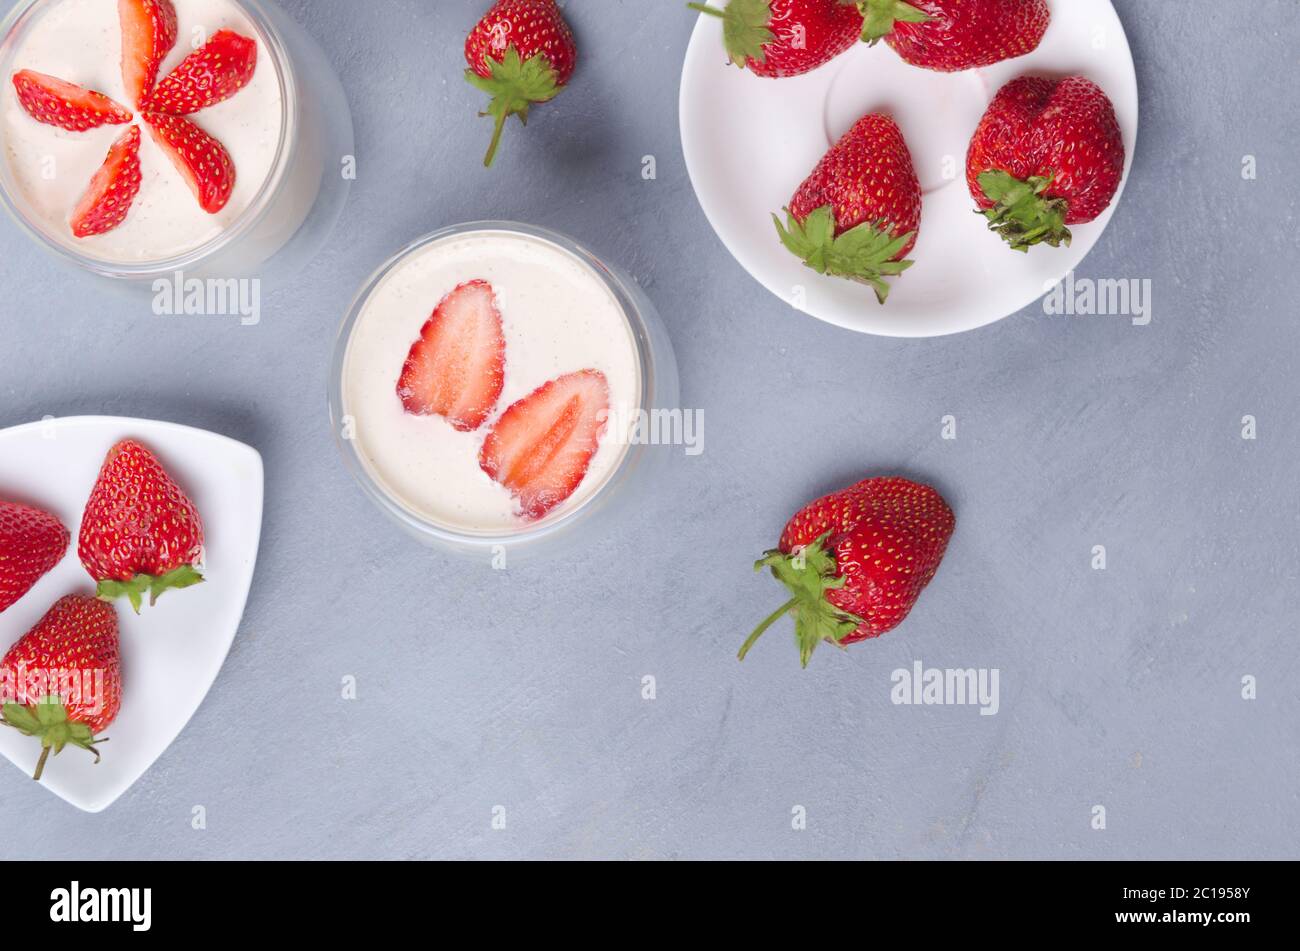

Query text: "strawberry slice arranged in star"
[398, 280, 507, 433]
[119, 0, 178, 109]
[143, 112, 236, 214]
[143, 29, 257, 114]
[479, 370, 611, 520]
[71, 126, 144, 238]
[9, 0, 256, 238]
[12, 70, 133, 132]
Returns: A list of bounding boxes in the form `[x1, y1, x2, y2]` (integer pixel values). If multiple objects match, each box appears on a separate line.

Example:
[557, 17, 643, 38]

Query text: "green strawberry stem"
[96, 563, 204, 614]
[464, 46, 565, 168]
[742, 532, 866, 668]
[774, 205, 915, 304]
[737, 598, 798, 661]
[1, 698, 105, 781]
[856, 0, 934, 45]
[976, 170, 1073, 252]
[686, 0, 775, 69]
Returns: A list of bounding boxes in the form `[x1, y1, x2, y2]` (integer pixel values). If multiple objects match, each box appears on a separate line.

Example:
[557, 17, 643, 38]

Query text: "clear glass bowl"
[0, 0, 352, 288]
[329, 222, 682, 558]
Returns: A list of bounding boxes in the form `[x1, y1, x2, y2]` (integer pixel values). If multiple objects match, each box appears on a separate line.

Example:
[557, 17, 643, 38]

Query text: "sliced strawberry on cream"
[142, 112, 236, 214]
[479, 370, 611, 520]
[119, 0, 178, 108]
[71, 126, 143, 238]
[144, 29, 257, 115]
[397, 280, 506, 432]
[11, 70, 132, 132]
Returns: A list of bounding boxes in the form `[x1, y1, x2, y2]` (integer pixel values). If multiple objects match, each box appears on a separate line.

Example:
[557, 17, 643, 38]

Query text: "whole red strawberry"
[464, 0, 577, 167]
[741, 477, 954, 667]
[857, 0, 1049, 72]
[0, 501, 69, 614]
[967, 75, 1125, 251]
[774, 112, 922, 303]
[78, 439, 205, 613]
[0, 595, 122, 780]
[688, 0, 864, 78]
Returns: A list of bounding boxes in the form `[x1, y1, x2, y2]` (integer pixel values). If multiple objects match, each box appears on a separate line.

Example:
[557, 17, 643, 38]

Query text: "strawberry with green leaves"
[464, 0, 577, 168]
[78, 440, 205, 613]
[967, 75, 1125, 251]
[774, 112, 922, 303]
[0, 501, 69, 614]
[1, 595, 122, 781]
[741, 477, 954, 667]
[857, 0, 1049, 72]
[688, 0, 864, 78]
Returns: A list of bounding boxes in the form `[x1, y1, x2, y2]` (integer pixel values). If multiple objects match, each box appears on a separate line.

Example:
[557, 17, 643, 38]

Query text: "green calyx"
[977, 170, 1073, 252]
[774, 205, 915, 304]
[1, 698, 106, 781]
[687, 0, 775, 68]
[855, 0, 934, 45]
[464, 45, 565, 168]
[97, 564, 204, 614]
[739, 532, 866, 669]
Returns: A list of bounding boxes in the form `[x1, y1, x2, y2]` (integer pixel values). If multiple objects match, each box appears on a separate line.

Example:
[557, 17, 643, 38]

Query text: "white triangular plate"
[0, 417, 263, 812]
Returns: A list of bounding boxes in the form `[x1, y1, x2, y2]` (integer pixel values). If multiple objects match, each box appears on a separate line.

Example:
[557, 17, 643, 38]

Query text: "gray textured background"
[1, 0, 1297, 860]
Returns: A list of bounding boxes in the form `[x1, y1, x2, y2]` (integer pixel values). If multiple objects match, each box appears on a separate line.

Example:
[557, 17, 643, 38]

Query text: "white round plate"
[0, 417, 263, 812]
[680, 0, 1139, 337]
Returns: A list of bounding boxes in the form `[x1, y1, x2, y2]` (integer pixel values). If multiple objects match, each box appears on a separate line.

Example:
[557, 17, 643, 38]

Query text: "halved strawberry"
[142, 113, 236, 213]
[479, 370, 611, 520]
[11, 70, 132, 132]
[119, 0, 178, 108]
[397, 280, 506, 432]
[144, 29, 257, 115]
[70, 126, 143, 238]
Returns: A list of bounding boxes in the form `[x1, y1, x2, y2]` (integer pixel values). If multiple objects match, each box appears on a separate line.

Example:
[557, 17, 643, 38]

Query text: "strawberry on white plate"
[0, 416, 263, 813]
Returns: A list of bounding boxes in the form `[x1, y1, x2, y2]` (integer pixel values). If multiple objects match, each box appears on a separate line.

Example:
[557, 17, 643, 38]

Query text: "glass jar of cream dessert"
[0, 0, 352, 283]
[330, 222, 681, 557]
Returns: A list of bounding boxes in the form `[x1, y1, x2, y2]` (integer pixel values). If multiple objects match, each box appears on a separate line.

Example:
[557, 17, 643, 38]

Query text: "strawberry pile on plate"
[9, 0, 258, 238]
[691, 0, 1126, 301]
[396, 280, 613, 522]
[0, 440, 205, 780]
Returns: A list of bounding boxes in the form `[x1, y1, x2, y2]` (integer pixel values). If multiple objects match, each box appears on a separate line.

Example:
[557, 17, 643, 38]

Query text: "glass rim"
[328, 220, 659, 550]
[0, 0, 297, 279]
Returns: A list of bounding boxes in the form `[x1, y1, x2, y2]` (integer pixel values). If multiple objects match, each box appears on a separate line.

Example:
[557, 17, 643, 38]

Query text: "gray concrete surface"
[1, 0, 1297, 859]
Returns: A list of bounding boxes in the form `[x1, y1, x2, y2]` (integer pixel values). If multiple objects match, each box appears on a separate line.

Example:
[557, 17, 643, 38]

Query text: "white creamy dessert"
[342, 230, 644, 534]
[1, 0, 285, 263]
